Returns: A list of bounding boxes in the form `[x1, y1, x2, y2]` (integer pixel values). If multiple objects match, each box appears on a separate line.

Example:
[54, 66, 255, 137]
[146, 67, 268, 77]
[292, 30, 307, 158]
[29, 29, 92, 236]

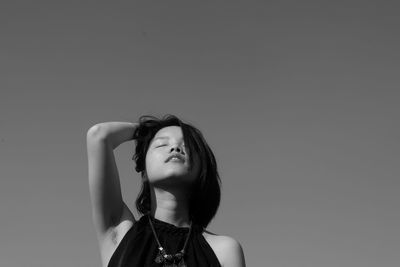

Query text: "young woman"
[86, 115, 246, 267]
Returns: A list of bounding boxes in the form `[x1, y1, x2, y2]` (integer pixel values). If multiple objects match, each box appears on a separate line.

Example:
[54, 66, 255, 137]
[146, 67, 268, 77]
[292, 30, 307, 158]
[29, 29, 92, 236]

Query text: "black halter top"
[108, 215, 221, 267]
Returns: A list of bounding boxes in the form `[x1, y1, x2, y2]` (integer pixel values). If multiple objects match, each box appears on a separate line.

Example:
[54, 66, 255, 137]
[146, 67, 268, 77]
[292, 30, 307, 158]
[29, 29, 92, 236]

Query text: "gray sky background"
[1, 1, 399, 266]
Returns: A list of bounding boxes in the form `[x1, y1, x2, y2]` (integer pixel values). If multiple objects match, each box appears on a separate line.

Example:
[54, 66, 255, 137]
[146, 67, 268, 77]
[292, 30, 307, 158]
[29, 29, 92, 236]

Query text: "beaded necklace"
[147, 214, 192, 267]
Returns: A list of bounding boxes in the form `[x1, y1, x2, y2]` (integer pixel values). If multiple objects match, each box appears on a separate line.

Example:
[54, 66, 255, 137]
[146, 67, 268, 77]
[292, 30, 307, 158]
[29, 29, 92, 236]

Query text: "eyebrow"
[153, 136, 170, 141]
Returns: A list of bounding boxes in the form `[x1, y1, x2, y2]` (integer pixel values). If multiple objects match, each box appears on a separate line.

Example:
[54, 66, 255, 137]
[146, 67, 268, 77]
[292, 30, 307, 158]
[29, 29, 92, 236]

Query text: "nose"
[170, 144, 185, 155]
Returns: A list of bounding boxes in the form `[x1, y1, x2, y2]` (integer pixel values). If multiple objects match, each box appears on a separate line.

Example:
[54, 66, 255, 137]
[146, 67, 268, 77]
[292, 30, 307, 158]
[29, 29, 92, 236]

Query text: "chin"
[162, 170, 189, 180]
[164, 165, 190, 176]
[149, 171, 194, 186]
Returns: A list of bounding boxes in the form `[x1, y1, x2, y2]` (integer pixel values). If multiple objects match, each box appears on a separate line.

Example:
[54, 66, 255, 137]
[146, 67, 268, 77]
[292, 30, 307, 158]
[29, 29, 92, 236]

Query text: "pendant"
[148, 215, 192, 267]
[155, 249, 168, 264]
[177, 258, 186, 267]
[154, 249, 187, 267]
[163, 259, 186, 267]
[155, 253, 164, 264]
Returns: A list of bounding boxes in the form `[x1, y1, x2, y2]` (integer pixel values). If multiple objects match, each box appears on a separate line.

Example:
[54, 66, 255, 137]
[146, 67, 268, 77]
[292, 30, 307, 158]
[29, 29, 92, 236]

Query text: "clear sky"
[1, 1, 399, 266]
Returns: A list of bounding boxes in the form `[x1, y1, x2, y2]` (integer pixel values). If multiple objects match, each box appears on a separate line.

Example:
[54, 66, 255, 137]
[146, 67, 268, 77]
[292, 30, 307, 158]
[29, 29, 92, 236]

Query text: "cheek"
[145, 153, 155, 170]
[145, 151, 164, 174]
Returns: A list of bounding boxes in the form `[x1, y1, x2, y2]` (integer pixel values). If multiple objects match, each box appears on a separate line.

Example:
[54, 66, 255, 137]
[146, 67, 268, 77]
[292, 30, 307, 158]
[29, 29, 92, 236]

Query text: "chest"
[103, 225, 224, 267]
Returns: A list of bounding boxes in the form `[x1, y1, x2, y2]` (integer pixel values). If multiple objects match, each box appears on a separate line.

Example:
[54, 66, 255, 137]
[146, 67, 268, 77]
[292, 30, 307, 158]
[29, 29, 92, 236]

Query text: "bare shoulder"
[203, 230, 246, 267]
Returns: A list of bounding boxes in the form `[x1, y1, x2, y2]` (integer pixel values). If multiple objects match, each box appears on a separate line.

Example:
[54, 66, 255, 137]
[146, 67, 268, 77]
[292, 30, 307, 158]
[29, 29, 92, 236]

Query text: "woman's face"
[145, 126, 200, 187]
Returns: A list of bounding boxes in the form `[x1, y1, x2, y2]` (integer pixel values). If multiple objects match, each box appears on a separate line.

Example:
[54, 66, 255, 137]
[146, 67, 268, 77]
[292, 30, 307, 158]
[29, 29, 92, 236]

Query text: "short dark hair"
[132, 114, 221, 229]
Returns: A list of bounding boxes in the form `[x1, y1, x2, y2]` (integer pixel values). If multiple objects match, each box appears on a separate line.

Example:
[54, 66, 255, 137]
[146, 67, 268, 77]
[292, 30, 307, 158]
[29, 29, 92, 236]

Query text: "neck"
[149, 185, 191, 227]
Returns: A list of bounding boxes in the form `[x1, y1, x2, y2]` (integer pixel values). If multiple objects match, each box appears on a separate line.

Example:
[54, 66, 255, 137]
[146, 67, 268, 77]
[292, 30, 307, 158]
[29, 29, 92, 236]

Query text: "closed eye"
[156, 144, 167, 148]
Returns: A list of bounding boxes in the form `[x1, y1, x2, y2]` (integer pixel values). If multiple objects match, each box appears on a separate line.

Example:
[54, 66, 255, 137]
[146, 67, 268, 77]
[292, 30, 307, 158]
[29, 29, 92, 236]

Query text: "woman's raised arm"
[86, 122, 137, 238]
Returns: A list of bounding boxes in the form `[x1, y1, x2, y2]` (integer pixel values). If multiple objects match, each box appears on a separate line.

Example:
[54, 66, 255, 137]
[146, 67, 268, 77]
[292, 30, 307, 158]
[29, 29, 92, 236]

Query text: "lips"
[165, 154, 185, 163]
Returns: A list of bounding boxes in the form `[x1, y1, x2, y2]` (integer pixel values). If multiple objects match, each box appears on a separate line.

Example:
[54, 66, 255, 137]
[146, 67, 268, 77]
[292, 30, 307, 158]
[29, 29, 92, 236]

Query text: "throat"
[150, 187, 191, 227]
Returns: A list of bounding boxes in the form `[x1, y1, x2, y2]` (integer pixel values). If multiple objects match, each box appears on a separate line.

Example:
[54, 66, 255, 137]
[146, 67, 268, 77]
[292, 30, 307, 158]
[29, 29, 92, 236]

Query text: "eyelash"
[156, 144, 167, 148]
[155, 143, 185, 148]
